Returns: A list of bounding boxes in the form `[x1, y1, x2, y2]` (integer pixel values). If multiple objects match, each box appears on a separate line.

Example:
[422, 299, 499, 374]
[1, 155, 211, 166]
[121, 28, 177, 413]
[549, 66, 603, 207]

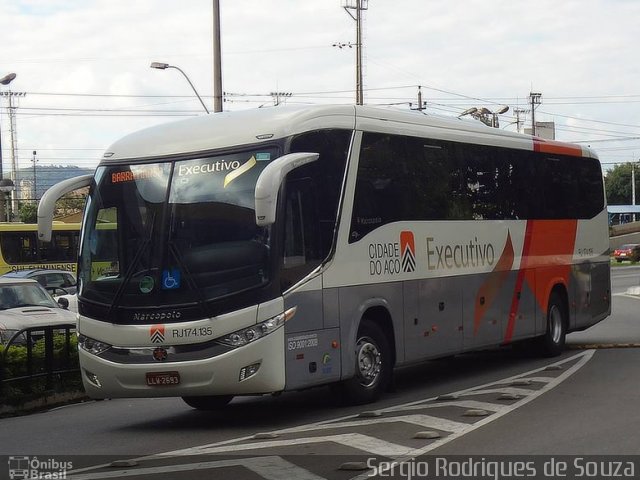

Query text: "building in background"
[16, 165, 94, 202]
[525, 121, 556, 140]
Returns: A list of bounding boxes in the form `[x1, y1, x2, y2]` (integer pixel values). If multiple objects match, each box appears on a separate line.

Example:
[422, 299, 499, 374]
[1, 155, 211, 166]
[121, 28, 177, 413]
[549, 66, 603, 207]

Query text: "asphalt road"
[1, 266, 639, 479]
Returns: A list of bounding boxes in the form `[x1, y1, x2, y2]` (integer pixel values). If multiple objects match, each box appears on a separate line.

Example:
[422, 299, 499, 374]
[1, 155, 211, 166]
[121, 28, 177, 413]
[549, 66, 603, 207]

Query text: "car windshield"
[78, 148, 277, 314]
[0, 283, 58, 310]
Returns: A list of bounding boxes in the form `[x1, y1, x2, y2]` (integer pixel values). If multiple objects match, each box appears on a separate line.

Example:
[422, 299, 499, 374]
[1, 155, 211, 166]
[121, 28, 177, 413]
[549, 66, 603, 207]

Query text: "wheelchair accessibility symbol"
[162, 269, 181, 290]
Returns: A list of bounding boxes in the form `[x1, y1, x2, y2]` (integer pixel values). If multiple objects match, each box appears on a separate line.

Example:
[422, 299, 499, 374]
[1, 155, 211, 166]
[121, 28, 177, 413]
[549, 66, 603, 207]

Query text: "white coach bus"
[38, 105, 610, 408]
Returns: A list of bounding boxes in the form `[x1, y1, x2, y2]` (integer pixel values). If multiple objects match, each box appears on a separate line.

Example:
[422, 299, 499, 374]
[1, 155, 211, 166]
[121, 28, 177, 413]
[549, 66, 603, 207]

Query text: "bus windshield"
[78, 148, 277, 314]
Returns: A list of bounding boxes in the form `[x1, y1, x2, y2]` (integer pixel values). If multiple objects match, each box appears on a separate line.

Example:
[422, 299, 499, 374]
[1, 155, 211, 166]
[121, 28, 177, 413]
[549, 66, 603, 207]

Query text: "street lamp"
[458, 105, 509, 128]
[150, 62, 210, 114]
[490, 106, 509, 128]
[0, 178, 15, 222]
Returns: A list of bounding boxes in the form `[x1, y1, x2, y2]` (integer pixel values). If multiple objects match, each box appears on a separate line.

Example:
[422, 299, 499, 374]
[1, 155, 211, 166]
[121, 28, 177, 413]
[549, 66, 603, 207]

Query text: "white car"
[54, 293, 78, 313]
[0, 278, 76, 345]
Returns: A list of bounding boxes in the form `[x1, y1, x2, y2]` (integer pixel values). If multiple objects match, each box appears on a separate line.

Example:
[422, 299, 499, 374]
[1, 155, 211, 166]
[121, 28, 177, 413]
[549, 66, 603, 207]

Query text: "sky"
[1, 0, 639, 182]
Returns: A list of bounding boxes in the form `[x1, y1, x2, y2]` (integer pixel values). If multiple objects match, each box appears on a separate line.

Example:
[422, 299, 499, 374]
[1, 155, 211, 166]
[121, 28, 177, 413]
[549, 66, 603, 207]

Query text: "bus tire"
[182, 395, 233, 410]
[538, 291, 567, 357]
[337, 320, 391, 405]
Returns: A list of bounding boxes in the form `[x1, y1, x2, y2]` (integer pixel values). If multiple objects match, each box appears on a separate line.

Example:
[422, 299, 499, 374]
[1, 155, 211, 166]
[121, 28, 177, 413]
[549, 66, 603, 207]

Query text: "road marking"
[278, 414, 471, 435]
[349, 349, 595, 480]
[179, 433, 418, 458]
[612, 293, 640, 300]
[69, 350, 595, 480]
[512, 376, 553, 383]
[167, 351, 594, 457]
[382, 399, 507, 415]
[68, 456, 326, 480]
[463, 386, 534, 397]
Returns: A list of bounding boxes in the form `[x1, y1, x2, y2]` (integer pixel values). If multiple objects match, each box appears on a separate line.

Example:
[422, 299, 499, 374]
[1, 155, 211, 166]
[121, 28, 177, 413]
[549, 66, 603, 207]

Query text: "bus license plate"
[146, 372, 180, 386]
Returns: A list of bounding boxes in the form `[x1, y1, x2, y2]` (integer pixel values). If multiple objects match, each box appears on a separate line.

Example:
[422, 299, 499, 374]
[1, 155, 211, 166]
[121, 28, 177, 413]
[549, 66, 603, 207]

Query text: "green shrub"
[1, 332, 82, 406]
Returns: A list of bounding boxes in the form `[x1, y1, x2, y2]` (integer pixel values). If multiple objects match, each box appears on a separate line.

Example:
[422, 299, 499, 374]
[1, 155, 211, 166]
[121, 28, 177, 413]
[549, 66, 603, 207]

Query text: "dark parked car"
[2, 269, 77, 295]
[613, 244, 640, 263]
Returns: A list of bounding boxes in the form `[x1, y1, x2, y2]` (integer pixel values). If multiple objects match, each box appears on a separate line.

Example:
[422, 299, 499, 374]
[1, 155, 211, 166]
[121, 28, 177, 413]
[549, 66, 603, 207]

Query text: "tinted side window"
[456, 144, 539, 221]
[349, 132, 604, 242]
[350, 133, 470, 242]
[577, 157, 605, 218]
[539, 155, 603, 219]
[281, 129, 351, 289]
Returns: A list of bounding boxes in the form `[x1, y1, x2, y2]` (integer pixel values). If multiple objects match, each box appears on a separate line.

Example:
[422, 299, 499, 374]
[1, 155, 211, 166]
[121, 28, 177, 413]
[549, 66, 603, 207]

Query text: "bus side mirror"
[38, 174, 93, 242]
[255, 152, 319, 226]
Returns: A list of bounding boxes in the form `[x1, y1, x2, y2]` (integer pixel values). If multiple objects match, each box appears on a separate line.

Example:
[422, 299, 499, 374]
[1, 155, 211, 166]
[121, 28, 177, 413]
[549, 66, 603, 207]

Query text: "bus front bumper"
[79, 328, 286, 399]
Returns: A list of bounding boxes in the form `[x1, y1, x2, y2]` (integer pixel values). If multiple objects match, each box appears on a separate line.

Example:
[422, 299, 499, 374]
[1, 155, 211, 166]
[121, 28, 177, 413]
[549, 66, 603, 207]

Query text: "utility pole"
[270, 91, 292, 106]
[529, 92, 542, 136]
[5, 90, 26, 215]
[411, 85, 426, 111]
[633, 163, 636, 222]
[32, 150, 38, 201]
[0, 73, 17, 223]
[513, 108, 529, 134]
[342, 0, 369, 105]
[212, 0, 223, 112]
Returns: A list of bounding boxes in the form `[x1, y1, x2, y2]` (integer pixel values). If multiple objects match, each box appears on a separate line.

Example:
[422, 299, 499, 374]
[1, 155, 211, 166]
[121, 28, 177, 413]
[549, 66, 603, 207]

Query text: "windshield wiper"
[107, 212, 157, 317]
[107, 238, 151, 317]
[167, 241, 211, 316]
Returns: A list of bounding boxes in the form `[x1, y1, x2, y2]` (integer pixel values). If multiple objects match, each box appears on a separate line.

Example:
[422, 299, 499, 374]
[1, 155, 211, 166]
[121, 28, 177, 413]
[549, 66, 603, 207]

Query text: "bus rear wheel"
[182, 395, 233, 410]
[538, 291, 567, 357]
[337, 321, 391, 405]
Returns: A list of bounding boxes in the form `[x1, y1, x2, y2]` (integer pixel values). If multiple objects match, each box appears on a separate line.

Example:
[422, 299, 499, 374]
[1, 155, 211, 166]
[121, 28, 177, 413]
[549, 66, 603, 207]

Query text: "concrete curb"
[0, 391, 87, 417]
[626, 286, 640, 295]
[568, 343, 640, 350]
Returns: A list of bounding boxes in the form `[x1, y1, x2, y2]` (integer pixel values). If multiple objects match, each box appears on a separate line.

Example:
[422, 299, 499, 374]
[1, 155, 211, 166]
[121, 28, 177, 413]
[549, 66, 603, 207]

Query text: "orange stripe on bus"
[503, 219, 578, 343]
[523, 220, 577, 313]
[474, 232, 514, 335]
[503, 222, 534, 343]
[533, 139, 583, 157]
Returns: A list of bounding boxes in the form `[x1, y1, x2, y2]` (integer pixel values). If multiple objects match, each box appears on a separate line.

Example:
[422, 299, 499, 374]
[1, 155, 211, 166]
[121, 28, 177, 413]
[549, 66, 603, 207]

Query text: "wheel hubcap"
[356, 337, 382, 387]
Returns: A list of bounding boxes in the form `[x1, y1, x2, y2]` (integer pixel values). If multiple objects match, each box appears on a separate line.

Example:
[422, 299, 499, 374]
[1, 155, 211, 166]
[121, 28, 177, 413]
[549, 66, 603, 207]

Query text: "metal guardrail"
[0, 324, 78, 395]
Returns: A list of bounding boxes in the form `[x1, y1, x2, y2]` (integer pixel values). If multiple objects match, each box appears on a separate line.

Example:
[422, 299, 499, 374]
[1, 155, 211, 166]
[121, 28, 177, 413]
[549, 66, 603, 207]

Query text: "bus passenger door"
[280, 178, 341, 390]
[404, 277, 463, 361]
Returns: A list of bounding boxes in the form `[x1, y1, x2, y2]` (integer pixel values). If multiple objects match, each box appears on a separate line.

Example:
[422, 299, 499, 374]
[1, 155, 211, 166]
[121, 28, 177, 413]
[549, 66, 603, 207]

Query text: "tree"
[18, 203, 38, 223]
[55, 191, 87, 219]
[604, 163, 640, 205]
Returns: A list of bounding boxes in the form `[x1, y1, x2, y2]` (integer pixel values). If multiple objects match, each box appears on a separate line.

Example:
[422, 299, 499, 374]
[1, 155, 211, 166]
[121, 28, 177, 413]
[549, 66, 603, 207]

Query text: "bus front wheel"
[182, 395, 233, 410]
[336, 321, 391, 405]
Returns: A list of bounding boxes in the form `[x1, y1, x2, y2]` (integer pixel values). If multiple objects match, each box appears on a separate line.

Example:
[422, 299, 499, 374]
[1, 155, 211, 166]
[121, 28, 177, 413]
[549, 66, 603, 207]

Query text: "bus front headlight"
[217, 307, 296, 348]
[78, 334, 111, 355]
